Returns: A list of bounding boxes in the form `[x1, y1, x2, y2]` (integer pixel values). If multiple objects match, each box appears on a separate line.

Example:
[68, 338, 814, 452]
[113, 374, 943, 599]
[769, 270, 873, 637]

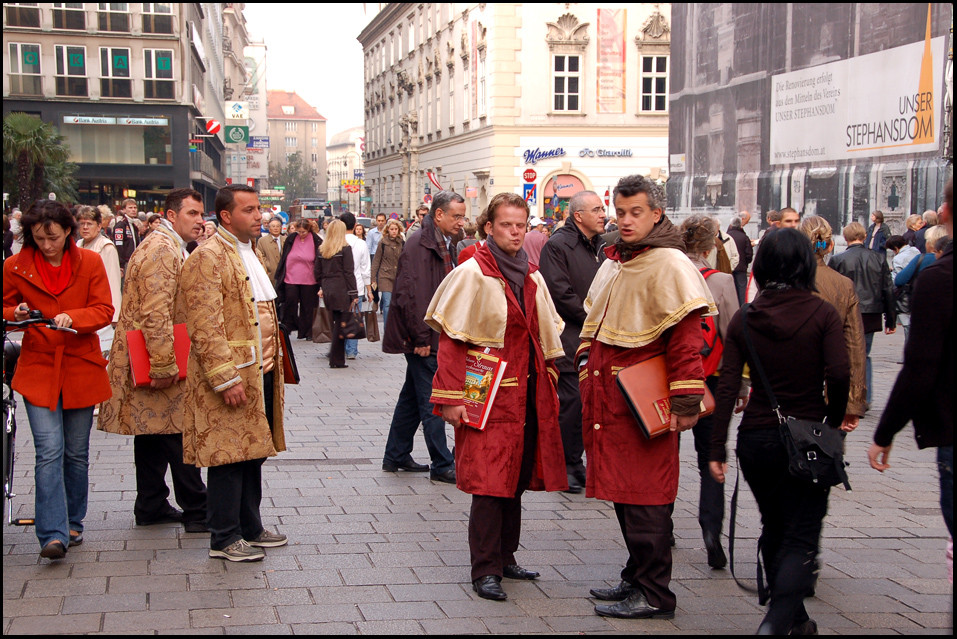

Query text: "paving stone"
[6, 613, 102, 635]
[189, 605, 278, 628]
[101, 609, 190, 632]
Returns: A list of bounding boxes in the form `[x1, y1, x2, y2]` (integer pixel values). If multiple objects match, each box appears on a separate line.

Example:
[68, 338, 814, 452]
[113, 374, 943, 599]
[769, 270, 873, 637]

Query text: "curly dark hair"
[612, 174, 664, 210]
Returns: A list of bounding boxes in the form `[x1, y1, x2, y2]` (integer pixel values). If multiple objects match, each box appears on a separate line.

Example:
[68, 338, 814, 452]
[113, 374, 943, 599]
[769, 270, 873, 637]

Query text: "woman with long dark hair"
[709, 228, 850, 635]
[2, 200, 114, 560]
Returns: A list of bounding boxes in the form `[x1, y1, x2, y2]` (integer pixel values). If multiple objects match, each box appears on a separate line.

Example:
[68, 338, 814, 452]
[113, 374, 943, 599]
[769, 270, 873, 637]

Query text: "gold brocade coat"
[98, 224, 188, 436]
[180, 229, 286, 467]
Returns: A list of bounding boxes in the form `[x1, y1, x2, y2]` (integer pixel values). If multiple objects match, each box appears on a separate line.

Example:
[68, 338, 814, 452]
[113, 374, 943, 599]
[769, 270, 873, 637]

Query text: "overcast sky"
[242, 4, 372, 143]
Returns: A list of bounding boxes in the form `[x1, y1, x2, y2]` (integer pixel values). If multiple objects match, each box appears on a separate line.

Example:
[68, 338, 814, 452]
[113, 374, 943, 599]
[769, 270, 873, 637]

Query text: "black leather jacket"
[828, 244, 896, 328]
[538, 222, 606, 372]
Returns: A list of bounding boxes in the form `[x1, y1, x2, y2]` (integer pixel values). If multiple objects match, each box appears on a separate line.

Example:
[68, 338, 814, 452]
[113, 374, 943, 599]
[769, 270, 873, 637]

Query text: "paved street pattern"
[3, 329, 951, 634]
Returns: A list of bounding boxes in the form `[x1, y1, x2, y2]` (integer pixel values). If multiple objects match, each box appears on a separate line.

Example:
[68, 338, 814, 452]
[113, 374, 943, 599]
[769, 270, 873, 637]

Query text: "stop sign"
[206, 119, 221, 135]
[523, 169, 537, 182]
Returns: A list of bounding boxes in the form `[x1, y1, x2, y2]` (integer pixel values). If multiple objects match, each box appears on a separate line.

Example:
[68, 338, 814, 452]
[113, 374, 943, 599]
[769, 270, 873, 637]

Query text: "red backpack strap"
[699, 267, 720, 280]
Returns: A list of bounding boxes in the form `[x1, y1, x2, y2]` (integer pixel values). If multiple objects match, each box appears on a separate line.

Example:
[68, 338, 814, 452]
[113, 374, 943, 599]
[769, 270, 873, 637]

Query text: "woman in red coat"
[427, 193, 567, 601]
[3, 200, 113, 560]
[579, 176, 714, 620]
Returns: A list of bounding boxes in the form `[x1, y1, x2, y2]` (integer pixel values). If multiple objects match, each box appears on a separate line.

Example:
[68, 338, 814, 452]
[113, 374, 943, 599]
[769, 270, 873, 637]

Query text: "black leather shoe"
[788, 619, 818, 635]
[382, 459, 430, 473]
[704, 532, 727, 569]
[136, 507, 184, 526]
[589, 580, 637, 601]
[183, 520, 210, 534]
[472, 575, 507, 601]
[563, 473, 583, 494]
[503, 564, 539, 580]
[430, 469, 456, 484]
[594, 591, 675, 619]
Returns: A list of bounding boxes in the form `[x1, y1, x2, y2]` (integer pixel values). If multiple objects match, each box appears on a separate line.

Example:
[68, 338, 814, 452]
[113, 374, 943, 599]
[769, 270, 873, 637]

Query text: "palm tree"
[2, 112, 77, 209]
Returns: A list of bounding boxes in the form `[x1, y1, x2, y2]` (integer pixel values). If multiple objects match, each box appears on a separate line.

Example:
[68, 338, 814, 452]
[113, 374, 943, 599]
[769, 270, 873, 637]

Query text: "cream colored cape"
[581, 247, 717, 348]
[425, 257, 565, 360]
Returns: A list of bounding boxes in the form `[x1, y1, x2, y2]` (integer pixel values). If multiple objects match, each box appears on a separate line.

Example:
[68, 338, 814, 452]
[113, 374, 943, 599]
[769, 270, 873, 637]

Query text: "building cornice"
[357, 3, 414, 45]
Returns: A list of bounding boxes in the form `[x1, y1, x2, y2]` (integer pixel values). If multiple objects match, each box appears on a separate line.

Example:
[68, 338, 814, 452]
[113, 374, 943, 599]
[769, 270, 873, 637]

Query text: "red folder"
[127, 323, 190, 387]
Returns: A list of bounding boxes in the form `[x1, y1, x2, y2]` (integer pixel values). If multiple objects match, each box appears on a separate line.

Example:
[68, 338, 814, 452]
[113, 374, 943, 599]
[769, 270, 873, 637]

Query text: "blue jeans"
[345, 299, 363, 357]
[383, 353, 454, 474]
[864, 331, 874, 404]
[379, 291, 392, 327]
[24, 398, 94, 548]
[939, 446, 953, 539]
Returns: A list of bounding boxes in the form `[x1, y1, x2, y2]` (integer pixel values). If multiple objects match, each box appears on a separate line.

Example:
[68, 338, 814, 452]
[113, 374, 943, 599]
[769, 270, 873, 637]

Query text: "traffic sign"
[523, 169, 537, 182]
[423, 194, 433, 204]
[523, 183, 537, 205]
[206, 119, 221, 135]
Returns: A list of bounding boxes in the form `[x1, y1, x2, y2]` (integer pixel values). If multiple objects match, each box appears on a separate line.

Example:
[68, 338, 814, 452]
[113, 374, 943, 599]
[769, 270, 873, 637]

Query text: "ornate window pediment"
[546, 13, 589, 52]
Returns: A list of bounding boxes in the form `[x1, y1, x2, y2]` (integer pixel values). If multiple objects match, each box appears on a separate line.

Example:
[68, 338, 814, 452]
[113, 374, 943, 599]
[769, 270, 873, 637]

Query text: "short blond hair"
[905, 214, 923, 231]
[925, 225, 949, 253]
[842, 221, 866, 243]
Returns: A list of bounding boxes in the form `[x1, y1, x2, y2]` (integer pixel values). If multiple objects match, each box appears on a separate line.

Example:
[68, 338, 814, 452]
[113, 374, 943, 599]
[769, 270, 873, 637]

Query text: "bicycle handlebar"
[2, 316, 79, 335]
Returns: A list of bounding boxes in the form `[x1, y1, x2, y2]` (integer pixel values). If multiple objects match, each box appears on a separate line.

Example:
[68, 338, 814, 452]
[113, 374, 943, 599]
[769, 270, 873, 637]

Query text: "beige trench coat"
[180, 229, 286, 468]
[98, 225, 188, 436]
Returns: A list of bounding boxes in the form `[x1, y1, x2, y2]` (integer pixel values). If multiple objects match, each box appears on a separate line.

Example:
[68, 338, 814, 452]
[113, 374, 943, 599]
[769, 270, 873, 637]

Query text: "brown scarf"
[615, 214, 685, 261]
[487, 238, 529, 310]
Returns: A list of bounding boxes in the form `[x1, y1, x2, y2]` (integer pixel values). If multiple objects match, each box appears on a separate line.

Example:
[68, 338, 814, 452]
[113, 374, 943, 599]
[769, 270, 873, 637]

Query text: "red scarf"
[34, 245, 73, 295]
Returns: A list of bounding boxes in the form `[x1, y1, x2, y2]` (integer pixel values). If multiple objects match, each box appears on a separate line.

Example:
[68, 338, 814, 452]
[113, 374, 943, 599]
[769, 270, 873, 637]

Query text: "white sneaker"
[209, 539, 265, 562]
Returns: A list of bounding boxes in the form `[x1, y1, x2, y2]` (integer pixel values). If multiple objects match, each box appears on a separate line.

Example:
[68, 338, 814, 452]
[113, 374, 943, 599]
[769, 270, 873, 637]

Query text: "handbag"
[364, 309, 380, 342]
[277, 322, 299, 384]
[311, 305, 333, 344]
[740, 304, 851, 491]
[339, 310, 366, 340]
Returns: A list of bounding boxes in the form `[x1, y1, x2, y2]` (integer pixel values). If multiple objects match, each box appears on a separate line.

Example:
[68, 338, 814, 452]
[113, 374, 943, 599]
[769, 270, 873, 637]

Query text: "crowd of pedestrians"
[2, 175, 952, 634]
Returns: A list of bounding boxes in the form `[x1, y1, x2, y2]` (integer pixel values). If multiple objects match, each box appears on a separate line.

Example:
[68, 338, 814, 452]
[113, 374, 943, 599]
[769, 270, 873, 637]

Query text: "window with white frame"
[552, 54, 581, 112]
[99, 46, 131, 97]
[4, 3, 40, 28]
[640, 55, 668, 112]
[448, 73, 454, 129]
[8, 42, 42, 95]
[478, 54, 487, 118]
[284, 121, 297, 132]
[97, 3, 130, 32]
[52, 3, 85, 30]
[142, 3, 173, 35]
[285, 137, 297, 147]
[55, 44, 88, 97]
[144, 48, 173, 99]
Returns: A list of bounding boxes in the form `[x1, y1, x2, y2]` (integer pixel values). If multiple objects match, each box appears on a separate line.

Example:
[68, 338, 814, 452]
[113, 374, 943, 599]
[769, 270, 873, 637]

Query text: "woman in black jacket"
[314, 220, 358, 368]
[709, 229, 850, 636]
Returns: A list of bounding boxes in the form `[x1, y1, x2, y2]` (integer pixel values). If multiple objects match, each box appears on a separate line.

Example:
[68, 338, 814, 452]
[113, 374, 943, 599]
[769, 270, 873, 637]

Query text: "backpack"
[714, 236, 733, 274]
[699, 268, 724, 377]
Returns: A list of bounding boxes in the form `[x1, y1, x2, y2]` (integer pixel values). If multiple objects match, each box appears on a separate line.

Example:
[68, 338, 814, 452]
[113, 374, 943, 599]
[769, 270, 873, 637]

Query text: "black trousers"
[733, 271, 749, 306]
[557, 371, 585, 476]
[468, 375, 538, 582]
[281, 284, 319, 339]
[133, 433, 206, 524]
[737, 428, 829, 634]
[329, 310, 346, 367]
[207, 372, 274, 550]
[691, 376, 724, 541]
[614, 502, 676, 611]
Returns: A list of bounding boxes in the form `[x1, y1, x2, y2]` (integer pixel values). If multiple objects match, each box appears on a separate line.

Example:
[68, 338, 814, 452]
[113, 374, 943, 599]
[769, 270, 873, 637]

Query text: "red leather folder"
[127, 323, 190, 387]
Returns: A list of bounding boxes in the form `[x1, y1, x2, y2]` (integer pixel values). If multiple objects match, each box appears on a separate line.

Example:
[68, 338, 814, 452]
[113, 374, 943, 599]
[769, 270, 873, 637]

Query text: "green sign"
[224, 125, 249, 144]
[360, 196, 372, 202]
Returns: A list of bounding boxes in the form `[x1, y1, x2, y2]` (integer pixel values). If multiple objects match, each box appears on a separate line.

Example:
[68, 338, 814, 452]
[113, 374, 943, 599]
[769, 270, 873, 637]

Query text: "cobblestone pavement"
[3, 327, 952, 634]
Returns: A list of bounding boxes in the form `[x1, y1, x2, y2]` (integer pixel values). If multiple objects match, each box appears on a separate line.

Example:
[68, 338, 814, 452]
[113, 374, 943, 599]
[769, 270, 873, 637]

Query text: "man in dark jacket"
[538, 190, 606, 493]
[113, 197, 141, 273]
[727, 212, 754, 305]
[870, 178, 952, 543]
[381, 191, 466, 483]
[829, 221, 896, 406]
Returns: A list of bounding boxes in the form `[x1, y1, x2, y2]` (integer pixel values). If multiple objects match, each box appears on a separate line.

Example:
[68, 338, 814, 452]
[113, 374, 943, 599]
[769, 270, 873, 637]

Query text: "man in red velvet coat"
[578, 175, 715, 620]
[427, 192, 567, 602]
